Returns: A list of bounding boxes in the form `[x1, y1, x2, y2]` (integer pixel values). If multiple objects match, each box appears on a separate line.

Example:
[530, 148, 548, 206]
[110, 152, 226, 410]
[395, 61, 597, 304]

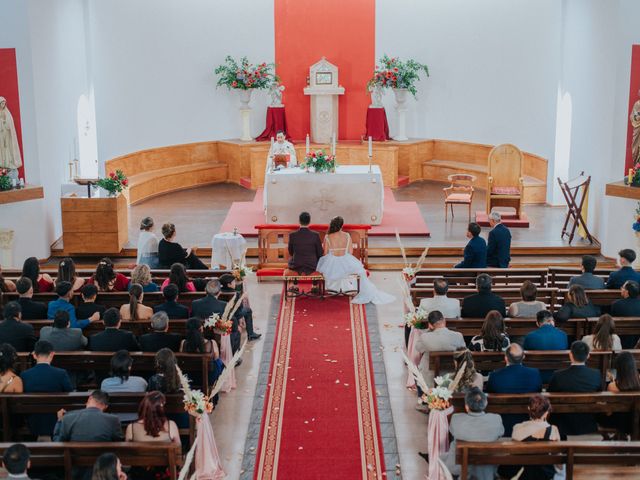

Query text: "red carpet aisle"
[254, 295, 386, 479]
[220, 187, 430, 236]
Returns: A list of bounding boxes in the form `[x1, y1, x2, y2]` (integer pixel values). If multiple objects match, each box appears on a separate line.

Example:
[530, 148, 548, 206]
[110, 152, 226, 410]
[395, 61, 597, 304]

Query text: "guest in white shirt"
[136, 217, 159, 268]
[581, 314, 622, 351]
[418, 278, 461, 318]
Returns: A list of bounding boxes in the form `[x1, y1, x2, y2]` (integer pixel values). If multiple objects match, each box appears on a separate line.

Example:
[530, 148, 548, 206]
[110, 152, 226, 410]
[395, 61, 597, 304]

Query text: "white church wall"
[87, 0, 275, 164]
[375, 0, 562, 171]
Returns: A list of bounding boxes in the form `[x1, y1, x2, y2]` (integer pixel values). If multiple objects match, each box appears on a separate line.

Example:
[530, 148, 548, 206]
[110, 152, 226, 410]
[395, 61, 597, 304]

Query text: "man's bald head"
[505, 343, 524, 365]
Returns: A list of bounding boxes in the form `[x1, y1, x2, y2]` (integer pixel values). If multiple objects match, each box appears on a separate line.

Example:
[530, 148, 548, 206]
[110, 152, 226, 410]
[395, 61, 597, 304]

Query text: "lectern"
[303, 57, 345, 143]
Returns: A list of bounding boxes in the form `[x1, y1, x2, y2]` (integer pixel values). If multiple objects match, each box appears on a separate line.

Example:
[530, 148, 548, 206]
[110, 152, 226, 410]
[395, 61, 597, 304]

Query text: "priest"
[267, 130, 297, 170]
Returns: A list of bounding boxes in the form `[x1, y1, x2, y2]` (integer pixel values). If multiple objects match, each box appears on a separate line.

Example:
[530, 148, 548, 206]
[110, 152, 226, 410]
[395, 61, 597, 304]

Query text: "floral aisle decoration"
[204, 313, 234, 335]
[232, 264, 253, 282]
[367, 54, 429, 97]
[214, 55, 277, 91]
[396, 230, 429, 283]
[404, 306, 428, 330]
[96, 170, 128, 196]
[301, 149, 337, 173]
[0, 169, 12, 191]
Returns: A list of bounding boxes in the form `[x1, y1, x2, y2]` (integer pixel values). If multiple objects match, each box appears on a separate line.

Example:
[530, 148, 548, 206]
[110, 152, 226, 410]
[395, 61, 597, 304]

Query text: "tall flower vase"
[393, 88, 409, 141]
[238, 89, 253, 142]
[425, 406, 453, 480]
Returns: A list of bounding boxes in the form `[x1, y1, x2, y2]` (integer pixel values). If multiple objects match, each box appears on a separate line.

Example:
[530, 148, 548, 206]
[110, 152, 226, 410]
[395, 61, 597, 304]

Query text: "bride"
[317, 216, 394, 305]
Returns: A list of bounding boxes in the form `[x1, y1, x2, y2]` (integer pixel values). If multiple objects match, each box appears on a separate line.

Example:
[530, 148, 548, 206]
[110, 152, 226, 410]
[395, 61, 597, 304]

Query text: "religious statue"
[269, 82, 285, 107]
[368, 83, 383, 108]
[0, 97, 23, 177]
[631, 89, 640, 165]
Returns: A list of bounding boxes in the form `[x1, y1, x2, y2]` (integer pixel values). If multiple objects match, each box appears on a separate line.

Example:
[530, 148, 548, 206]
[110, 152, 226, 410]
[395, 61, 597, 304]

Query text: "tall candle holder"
[368, 155, 372, 174]
[68, 162, 74, 182]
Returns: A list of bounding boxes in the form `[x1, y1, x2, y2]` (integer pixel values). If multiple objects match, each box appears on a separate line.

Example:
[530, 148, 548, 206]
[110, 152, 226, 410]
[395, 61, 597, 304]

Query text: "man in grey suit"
[39, 310, 88, 351]
[418, 278, 461, 318]
[440, 388, 504, 480]
[568, 255, 605, 290]
[2, 443, 39, 480]
[53, 390, 123, 442]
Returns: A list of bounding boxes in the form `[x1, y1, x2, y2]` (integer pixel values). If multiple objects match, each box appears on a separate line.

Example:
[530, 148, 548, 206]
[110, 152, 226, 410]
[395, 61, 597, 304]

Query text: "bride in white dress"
[316, 216, 395, 305]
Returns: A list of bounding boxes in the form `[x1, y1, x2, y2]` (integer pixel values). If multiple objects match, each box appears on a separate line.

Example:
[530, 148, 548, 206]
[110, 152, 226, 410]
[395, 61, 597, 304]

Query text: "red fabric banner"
[364, 108, 391, 141]
[256, 107, 290, 141]
[0, 48, 25, 180]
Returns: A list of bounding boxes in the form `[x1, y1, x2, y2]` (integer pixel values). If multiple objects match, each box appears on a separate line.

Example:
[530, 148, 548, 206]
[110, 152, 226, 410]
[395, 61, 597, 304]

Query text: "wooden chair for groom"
[443, 173, 476, 222]
[486, 143, 524, 218]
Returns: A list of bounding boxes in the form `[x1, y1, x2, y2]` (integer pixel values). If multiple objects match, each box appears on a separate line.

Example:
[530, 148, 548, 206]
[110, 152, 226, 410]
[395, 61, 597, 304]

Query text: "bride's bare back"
[324, 231, 352, 257]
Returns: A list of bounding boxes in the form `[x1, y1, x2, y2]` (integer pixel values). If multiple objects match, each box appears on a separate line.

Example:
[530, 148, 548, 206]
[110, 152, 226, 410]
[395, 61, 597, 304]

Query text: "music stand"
[557, 171, 594, 244]
[74, 177, 100, 198]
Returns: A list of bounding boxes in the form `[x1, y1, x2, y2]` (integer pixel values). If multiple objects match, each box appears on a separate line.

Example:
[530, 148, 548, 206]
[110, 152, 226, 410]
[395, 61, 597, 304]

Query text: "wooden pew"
[557, 289, 622, 308]
[23, 318, 194, 338]
[413, 268, 548, 289]
[0, 441, 183, 480]
[1, 268, 232, 281]
[410, 287, 559, 312]
[15, 351, 212, 391]
[448, 391, 640, 440]
[444, 317, 587, 339]
[455, 440, 640, 480]
[0, 392, 194, 442]
[548, 266, 612, 289]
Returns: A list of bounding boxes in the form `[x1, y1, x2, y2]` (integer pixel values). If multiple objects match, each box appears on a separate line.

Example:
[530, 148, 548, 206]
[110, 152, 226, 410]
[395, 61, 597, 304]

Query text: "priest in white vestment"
[267, 131, 297, 170]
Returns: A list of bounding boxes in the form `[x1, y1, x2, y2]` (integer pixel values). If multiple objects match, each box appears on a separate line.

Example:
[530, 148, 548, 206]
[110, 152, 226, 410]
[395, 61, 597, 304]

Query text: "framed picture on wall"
[315, 72, 332, 85]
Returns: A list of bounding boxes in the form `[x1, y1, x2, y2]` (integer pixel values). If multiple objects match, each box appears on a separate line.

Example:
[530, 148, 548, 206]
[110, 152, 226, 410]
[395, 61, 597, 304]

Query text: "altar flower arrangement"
[0, 169, 12, 191]
[301, 149, 337, 173]
[96, 170, 128, 196]
[367, 54, 429, 97]
[404, 306, 428, 329]
[215, 55, 277, 90]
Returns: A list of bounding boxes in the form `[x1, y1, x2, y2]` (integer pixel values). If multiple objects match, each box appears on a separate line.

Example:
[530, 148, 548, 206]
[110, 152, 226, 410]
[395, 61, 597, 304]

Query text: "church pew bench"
[455, 440, 640, 480]
[410, 287, 559, 311]
[448, 392, 640, 440]
[0, 392, 194, 443]
[0, 441, 183, 480]
[443, 317, 586, 339]
[24, 318, 194, 337]
[557, 289, 622, 308]
[413, 267, 549, 289]
[14, 351, 212, 391]
[548, 266, 617, 289]
[1, 268, 233, 282]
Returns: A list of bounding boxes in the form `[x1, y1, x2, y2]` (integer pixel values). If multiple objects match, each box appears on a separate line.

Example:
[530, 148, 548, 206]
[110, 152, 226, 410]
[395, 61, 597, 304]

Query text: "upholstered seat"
[487, 144, 525, 218]
[443, 174, 476, 221]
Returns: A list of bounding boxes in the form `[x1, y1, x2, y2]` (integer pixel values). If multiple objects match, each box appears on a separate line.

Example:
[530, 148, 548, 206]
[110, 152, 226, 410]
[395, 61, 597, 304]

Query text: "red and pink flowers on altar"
[96, 169, 128, 196]
[301, 149, 337, 173]
[215, 55, 277, 90]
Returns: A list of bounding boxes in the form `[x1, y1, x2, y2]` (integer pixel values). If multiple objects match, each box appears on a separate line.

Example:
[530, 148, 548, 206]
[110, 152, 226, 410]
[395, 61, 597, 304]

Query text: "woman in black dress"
[158, 223, 207, 269]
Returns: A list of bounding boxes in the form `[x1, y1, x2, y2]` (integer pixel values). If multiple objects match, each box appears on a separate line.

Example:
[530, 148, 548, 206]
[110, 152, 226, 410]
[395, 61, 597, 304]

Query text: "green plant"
[215, 56, 277, 90]
[300, 150, 337, 173]
[96, 170, 128, 195]
[0, 169, 12, 191]
[368, 54, 429, 97]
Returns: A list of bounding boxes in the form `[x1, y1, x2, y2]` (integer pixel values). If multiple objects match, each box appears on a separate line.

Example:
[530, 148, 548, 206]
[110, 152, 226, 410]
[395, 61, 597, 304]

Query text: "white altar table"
[264, 165, 384, 225]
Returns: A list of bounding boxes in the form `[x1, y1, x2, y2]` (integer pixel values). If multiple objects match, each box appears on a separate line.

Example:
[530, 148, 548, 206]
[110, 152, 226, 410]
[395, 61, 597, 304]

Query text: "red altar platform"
[364, 107, 390, 141]
[256, 106, 290, 141]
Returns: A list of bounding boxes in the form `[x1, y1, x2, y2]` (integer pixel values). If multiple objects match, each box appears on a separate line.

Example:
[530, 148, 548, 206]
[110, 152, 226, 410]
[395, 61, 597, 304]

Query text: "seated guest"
[15, 277, 47, 320]
[86, 257, 130, 292]
[219, 273, 261, 340]
[581, 314, 622, 351]
[452, 348, 483, 392]
[523, 310, 568, 383]
[455, 222, 487, 268]
[548, 340, 603, 437]
[2, 444, 36, 480]
[161, 263, 196, 292]
[439, 387, 504, 480]
[191, 279, 241, 352]
[48, 281, 99, 329]
[180, 317, 223, 387]
[139, 311, 181, 352]
[101, 350, 148, 422]
[148, 348, 181, 393]
[606, 248, 640, 288]
[21, 256, 53, 293]
[53, 389, 123, 442]
[569, 255, 605, 289]
[553, 284, 600, 324]
[91, 453, 128, 480]
[469, 310, 510, 352]
[611, 280, 640, 316]
[75, 284, 106, 320]
[119, 283, 153, 321]
[153, 283, 189, 320]
[54, 257, 85, 292]
[487, 343, 542, 435]
[506, 395, 562, 480]
[0, 266, 16, 292]
[414, 310, 466, 388]
[0, 302, 36, 352]
[418, 278, 461, 318]
[40, 310, 88, 351]
[158, 222, 207, 269]
[461, 273, 506, 318]
[129, 263, 160, 293]
[21, 340, 72, 437]
[508, 280, 546, 318]
[0, 343, 23, 393]
[486, 211, 511, 268]
[89, 308, 141, 352]
[137, 216, 160, 268]
[598, 351, 640, 437]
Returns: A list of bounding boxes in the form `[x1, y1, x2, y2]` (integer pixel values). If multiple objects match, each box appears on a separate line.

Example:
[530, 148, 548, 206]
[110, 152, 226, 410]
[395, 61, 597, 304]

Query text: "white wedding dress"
[316, 232, 394, 305]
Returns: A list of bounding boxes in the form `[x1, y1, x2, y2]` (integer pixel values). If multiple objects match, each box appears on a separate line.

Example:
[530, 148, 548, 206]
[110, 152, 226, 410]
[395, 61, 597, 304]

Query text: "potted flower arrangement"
[301, 149, 337, 173]
[96, 170, 128, 197]
[368, 54, 429, 99]
[215, 55, 277, 107]
[0, 169, 12, 191]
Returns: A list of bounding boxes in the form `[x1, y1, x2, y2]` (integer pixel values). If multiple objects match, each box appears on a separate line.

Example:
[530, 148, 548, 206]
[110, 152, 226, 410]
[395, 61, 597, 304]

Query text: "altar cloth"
[264, 165, 384, 225]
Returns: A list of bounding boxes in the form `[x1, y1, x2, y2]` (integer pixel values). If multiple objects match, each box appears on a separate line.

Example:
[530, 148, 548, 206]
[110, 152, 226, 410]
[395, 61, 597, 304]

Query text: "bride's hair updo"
[328, 216, 344, 234]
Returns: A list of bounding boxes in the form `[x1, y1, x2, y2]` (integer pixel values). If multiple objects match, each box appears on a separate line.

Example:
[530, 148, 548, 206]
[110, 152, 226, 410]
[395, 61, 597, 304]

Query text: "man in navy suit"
[487, 343, 542, 436]
[153, 283, 189, 319]
[606, 249, 640, 289]
[523, 310, 568, 383]
[455, 222, 487, 268]
[21, 340, 73, 437]
[486, 211, 511, 268]
[286, 211, 323, 275]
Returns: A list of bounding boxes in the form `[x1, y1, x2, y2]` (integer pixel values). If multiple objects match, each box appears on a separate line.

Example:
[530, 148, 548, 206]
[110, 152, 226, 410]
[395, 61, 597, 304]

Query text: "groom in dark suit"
[286, 212, 323, 275]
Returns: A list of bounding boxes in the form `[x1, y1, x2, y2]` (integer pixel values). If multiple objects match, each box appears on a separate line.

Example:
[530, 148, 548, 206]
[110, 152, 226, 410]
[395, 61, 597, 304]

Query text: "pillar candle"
[368, 136, 372, 157]
[305, 134, 310, 154]
[630, 168, 634, 183]
[331, 133, 336, 155]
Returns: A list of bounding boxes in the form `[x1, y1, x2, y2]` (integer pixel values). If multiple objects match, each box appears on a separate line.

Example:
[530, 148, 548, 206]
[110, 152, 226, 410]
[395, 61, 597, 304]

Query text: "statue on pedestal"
[303, 58, 345, 143]
[0, 97, 22, 180]
[631, 89, 640, 165]
[269, 83, 285, 107]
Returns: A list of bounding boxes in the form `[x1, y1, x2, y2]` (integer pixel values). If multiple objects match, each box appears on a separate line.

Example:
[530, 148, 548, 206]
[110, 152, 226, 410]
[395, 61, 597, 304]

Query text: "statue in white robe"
[0, 97, 23, 172]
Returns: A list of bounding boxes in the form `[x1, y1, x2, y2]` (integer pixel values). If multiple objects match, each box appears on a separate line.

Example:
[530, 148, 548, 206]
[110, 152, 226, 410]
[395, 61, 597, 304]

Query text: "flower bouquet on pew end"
[395, 230, 428, 284]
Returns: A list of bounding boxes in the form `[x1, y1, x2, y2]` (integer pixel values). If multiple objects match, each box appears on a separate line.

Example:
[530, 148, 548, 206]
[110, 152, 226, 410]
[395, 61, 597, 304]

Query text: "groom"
[285, 211, 323, 276]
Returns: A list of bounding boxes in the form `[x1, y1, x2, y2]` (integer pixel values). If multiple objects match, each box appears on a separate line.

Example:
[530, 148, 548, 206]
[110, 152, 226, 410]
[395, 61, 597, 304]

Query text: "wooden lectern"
[61, 193, 128, 254]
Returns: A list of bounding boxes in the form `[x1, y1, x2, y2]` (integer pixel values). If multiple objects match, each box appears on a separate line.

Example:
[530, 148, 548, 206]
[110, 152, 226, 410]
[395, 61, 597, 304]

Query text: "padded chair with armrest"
[443, 173, 476, 222]
[486, 143, 524, 218]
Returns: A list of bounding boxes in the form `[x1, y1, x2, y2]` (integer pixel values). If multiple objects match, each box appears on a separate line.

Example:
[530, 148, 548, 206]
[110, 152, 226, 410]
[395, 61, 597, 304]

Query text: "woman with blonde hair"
[119, 283, 153, 321]
[136, 216, 159, 268]
[129, 264, 159, 293]
[581, 314, 622, 351]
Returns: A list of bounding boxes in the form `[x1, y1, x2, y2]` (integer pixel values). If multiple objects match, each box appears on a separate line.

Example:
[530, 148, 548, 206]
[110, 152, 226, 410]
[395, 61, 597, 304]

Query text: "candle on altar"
[271, 136, 274, 149]
[368, 136, 372, 157]
[630, 168, 634, 183]
[305, 134, 310, 154]
[331, 133, 336, 155]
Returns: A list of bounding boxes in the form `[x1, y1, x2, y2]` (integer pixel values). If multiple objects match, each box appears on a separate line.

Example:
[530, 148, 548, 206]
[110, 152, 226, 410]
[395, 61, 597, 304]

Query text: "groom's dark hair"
[299, 212, 311, 226]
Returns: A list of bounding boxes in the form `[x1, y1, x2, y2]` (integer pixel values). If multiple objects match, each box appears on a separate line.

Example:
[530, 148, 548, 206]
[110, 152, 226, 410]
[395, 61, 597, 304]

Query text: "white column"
[393, 88, 409, 142]
[240, 108, 252, 142]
